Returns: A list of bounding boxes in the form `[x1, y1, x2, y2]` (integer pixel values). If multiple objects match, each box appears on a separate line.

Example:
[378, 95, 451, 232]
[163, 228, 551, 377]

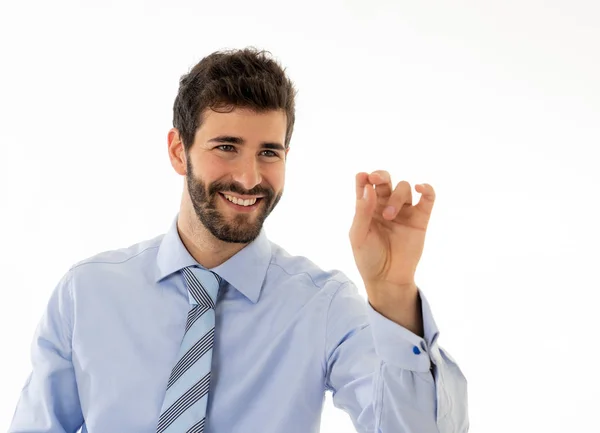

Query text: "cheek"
[198, 156, 228, 179]
[264, 167, 285, 190]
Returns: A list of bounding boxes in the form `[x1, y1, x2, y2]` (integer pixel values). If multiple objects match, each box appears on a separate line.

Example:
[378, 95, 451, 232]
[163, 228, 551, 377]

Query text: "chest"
[71, 285, 329, 430]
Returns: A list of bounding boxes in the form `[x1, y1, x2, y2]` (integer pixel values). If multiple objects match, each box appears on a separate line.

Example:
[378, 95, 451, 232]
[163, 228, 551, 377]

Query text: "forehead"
[197, 108, 287, 143]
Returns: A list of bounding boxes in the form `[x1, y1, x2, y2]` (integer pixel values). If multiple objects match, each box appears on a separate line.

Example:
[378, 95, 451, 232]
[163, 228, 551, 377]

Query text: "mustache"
[208, 181, 272, 198]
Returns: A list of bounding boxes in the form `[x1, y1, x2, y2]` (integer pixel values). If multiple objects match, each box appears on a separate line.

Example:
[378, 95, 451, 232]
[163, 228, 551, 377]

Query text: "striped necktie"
[156, 266, 221, 433]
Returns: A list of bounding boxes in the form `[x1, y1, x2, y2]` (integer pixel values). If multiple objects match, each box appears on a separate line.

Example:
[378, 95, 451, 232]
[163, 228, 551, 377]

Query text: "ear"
[168, 128, 187, 176]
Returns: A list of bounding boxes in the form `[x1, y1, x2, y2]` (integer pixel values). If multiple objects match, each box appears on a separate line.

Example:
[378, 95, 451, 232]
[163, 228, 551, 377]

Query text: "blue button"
[413, 346, 421, 355]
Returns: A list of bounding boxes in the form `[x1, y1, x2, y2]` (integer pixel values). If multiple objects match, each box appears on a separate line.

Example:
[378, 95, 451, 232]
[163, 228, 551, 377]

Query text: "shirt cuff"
[366, 287, 440, 372]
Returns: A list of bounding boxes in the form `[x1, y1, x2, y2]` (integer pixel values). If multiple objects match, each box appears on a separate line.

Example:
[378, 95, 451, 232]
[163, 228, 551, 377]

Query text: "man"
[9, 48, 468, 432]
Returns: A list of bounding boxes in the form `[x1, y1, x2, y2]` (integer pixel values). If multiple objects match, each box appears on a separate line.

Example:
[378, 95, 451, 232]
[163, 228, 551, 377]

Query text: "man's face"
[185, 107, 288, 244]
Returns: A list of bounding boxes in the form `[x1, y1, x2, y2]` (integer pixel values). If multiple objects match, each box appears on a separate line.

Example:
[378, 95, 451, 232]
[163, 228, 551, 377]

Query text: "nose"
[231, 155, 262, 191]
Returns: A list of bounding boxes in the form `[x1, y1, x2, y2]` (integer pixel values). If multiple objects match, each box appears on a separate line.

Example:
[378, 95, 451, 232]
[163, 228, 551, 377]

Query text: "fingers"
[351, 172, 377, 246]
[368, 170, 393, 200]
[356, 170, 392, 201]
[382, 181, 413, 220]
[355, 172, 370, 200]
[352, 171, 436, 241]
[414, 183, 436, 216]
[383, 182, 436, 220]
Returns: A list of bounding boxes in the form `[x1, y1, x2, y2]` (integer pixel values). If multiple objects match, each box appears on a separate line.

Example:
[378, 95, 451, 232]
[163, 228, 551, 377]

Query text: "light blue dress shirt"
[9, 214, 468, 433]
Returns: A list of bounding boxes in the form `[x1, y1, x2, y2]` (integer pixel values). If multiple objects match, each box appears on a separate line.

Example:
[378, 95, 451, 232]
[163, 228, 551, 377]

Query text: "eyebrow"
[207, 135, 286, 151]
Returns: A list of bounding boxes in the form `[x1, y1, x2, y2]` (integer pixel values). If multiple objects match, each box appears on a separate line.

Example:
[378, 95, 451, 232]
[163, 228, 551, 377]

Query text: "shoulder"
[266, 241, 355, 299]
[67, 233, 164, 286]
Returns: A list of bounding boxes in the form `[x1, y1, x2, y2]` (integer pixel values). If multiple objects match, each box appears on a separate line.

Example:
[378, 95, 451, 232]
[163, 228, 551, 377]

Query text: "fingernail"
[363, 185, 369, 199]
[384, 205, 396, 216]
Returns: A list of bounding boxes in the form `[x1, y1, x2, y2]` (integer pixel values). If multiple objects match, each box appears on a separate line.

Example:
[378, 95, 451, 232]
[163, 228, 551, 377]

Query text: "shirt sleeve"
[324, 281, 469, 433]
[8, 270, 84, 433]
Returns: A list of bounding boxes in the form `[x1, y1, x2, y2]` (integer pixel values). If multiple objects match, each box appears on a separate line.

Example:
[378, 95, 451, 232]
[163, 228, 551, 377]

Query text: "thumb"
[349, 183, 376, 246]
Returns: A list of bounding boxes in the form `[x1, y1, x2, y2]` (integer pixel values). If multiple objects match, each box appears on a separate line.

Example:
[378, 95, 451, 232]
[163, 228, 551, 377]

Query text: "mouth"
[218, 192, 264, 213]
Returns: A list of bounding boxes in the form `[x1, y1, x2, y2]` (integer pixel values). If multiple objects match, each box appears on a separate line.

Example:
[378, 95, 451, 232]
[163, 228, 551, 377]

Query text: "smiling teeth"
[224, 194, 258, 206]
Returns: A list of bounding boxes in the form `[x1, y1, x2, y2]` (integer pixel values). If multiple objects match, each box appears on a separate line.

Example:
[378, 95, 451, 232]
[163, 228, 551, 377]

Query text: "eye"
[216, 145, 280, 159]
[260, 150, 279, 158]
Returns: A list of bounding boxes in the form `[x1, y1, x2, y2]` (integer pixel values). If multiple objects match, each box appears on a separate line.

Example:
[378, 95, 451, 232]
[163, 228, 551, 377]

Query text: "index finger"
[368, 170, 393, 199]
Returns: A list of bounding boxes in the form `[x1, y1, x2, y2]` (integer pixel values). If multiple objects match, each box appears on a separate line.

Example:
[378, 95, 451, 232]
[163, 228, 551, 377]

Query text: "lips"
[218, 192, 264, 211]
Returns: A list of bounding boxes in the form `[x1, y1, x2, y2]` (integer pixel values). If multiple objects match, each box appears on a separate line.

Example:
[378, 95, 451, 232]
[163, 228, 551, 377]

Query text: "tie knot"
[181, 266, 221, 308]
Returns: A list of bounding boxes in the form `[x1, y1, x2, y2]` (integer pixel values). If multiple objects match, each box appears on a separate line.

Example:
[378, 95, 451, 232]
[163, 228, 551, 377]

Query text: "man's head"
[168, 48, 297, 244]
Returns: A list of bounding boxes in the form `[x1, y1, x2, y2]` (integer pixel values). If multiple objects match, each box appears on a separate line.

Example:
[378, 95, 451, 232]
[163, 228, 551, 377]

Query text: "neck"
[177, 204, 248, 269]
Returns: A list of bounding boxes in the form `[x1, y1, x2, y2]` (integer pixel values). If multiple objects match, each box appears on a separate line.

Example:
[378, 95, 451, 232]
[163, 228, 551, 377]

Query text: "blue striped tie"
[156, 266, 221, 433]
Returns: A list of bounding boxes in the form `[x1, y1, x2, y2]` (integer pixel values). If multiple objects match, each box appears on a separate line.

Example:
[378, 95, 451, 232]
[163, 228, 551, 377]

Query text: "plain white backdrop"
[1, 1, 599, 432]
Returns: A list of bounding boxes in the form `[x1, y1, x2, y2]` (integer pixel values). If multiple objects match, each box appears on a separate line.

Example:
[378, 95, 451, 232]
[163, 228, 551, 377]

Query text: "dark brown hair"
[173, 47, 297, 152]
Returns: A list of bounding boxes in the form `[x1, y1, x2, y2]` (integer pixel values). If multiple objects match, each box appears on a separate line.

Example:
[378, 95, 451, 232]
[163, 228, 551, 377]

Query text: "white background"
[1, 1, 599, 432]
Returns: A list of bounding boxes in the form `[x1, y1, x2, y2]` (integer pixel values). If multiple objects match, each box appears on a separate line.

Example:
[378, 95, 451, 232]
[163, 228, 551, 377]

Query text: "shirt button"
[413, 346, 421, 355]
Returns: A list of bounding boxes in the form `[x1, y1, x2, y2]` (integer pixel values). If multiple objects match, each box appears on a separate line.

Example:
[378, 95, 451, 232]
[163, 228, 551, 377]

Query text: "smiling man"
[9, 48, 469, 433]
[180, 108, 287, 253]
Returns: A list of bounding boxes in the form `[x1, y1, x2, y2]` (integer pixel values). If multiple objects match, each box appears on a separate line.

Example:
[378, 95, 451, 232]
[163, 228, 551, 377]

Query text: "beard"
[186, 157, 282, 244]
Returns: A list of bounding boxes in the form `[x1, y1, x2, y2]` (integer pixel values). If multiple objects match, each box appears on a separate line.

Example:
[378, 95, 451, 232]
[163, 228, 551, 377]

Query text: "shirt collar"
[155, 213, 272, 304]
